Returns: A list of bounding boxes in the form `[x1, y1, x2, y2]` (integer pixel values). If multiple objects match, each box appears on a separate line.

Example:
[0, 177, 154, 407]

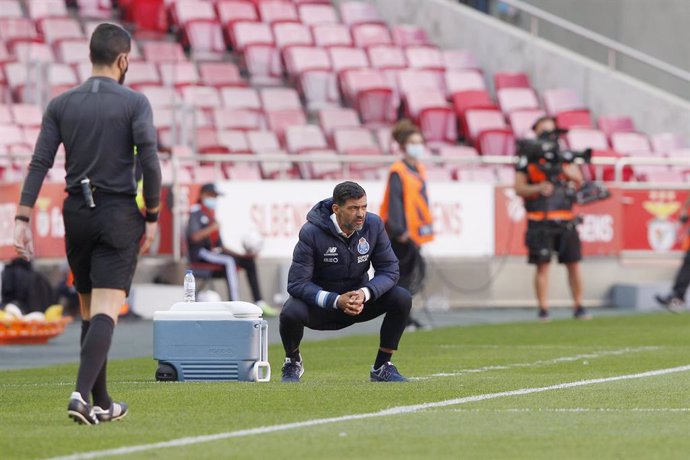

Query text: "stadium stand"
[0, 0, 686, 187]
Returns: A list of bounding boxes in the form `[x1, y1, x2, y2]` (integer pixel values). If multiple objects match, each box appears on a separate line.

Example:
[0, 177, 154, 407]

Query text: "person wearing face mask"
[380, 120, 434, 331]
[186, 183, 278, 317]
[514, 116, 590, 322]
[13, 23, 161, 425]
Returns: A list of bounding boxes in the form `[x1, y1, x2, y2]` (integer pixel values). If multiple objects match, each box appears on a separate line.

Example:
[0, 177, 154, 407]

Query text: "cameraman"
[514, 116, 591, 321]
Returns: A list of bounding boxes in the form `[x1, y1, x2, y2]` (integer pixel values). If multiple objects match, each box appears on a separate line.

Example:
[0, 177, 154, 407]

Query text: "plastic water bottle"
[183, 270, 195, 303]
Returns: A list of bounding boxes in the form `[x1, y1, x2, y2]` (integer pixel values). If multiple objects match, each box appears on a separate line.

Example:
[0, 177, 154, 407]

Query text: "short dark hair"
[531, 115, 556, 133]
[333, 181, 366, 206]
[89, 23, 131, 66]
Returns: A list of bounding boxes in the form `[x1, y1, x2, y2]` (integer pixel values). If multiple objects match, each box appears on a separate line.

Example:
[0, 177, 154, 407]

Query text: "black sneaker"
[655, 294, 684, 313]
[370, 362, 408, 382]
[538, 309, 550, 322]
[67, 392, 98, 425]
[281, 358, 304, 383]
[93, 401, 128, 422]
[573, 306, 592, 320]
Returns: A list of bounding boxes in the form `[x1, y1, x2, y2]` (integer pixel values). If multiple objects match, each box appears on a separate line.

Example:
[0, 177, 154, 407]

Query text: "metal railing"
[497, 0, 690, 87]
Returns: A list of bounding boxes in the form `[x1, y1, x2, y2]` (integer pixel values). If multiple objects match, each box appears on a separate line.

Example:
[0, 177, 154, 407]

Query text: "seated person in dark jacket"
[279, 181, 412, 383]
[186, 183, 277, 317]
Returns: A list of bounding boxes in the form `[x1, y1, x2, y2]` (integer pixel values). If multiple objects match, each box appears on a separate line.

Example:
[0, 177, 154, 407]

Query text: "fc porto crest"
[357, 237, 370, 254]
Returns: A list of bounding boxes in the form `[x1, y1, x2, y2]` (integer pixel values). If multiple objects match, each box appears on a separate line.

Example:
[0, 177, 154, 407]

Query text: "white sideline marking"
[445, 408, 690, 413]
[426, 346, 659, 378]
[46, 364, 690, 460]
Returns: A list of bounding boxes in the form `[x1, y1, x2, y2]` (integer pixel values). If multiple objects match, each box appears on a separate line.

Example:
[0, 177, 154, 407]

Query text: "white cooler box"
[153, 301, 270, 382]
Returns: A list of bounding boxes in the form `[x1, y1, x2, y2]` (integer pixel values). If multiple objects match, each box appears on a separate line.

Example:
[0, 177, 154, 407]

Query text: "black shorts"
[63, 193, 144, 295]
[525, 220, 582, 265]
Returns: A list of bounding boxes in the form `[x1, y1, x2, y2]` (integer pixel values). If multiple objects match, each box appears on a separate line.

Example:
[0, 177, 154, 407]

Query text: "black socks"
[286, 348, 301, 362]
[76, 315, 114, 407]
[374, 350, 392, 370]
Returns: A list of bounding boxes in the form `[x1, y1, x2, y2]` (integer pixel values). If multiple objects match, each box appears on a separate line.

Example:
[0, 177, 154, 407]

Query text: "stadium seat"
[221, 87, 262, 111]
[124, 61, 161, 88]
[10, 104, 42, 127]
[651, 133, 686, 154]
[312, 24, 353, 48]
[464, 109, 507, 144]
[419, 106, 457, 147]
[213, 108, 264, 131]
[299, 150, 343, 180]
[217, 1, 259, 28]
[339, 1, 383, 26]
[597, 115, 636, 138]
[328, 46, 369, 78]
[585, 149, 632, 182]
[405, 46, 444, 71]
[0, 18, 41, 47]
[184, 20, 226, 57]
[41, 18, 85, 45]
[340, 69, 397, 124]
[13, 42, 55, 63]
[244, 45, 283, 84]
[397, 69, 444, 98]
[556, 110, 593, 130]
[452, 90, 496, 115]
[565, 128, 609, 151]
[445, 70, 486, 97]
[442, 49, 480, 71]
[198, 62, 246, 88]
[318, 108, 361, 141]
[508, 109, 545, 139]
[224, 162, 263, 180]
[0, 1, 23, 18]
[128, 0, 169, 33]
[265, 108, 307, 139]
[75, 0, 113, 19]
[56, 39, 90, 64]
[159, 62, 200, 87]
[0, 123, 28, 148]
[368, 45, 407, 71]
[285, 124, 328, 153]
[611, 131, 652, 155]
[216, 129, 251, 153]
[182, 86, 222, 110]
[352, 23, 393, 48]
[230, 21, 274, 51]
[391, 25, 432, 47]
[333, 127, 381, 155]
[140, 85, 181, 108]
[298, 4, 339, 26]
[273, 22, 313, 50]
[406, 89, 448, 119]
[258, 0, 299, 25]
[493, 72, 531, 90]
[543, 88, 587, 116]
[477, 129, 515, 156]
[260, 88, 302, 111]
[27, 0, 69, 24]
[283, 46, 330, 77]
[254, 149, 297, 179]
[247, 129, 281, 152]
[143, 42, 187, 63]
[496, 88, 540, 114]
[0, 104, 13, 124]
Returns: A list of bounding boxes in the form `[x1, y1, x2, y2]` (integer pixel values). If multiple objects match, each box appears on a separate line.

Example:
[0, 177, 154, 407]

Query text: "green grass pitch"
[2, 313, 689, 459]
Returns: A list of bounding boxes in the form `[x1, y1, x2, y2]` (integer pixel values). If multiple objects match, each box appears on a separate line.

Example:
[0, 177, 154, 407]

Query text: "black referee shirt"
[20, 76, 161, 210]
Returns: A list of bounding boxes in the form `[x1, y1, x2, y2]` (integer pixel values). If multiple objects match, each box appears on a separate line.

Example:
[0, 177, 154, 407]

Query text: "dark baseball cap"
[200, 183, 223, 196]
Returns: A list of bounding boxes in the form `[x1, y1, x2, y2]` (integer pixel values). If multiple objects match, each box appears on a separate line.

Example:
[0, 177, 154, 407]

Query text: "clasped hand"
[337, 289, 365, 316]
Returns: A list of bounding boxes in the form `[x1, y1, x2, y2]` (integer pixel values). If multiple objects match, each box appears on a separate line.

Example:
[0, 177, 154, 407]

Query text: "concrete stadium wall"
[368, 0, 690, 139]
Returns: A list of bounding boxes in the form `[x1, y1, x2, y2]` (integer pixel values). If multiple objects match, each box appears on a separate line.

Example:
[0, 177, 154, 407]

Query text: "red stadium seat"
[247, 130, 281, 152]
[391, 25, 432, 47]
[339, 1, 382, 26]
[477, 129, 515, 156]
[442, 49, 480, 71]
[75, 0, 113, 19]
[143, 42, 187, 63]
[493, 72, 531, 90]
[221, 87, 262, 111]
[333, 127, 381, 155]
[185, 20, 226, 56]
[419, 106, 457, 147]
[543, 88, 587, 116]
[597, 115, 635, 138]
[405, 46, 444, 71]
[217, 1, 258, 27]
[0, 1, 23, 18]
[586, 149, 632, 182]
[565, 128, 609, 151]
[273, 22, 313, 50]
[556, 110, 593, 130]
[128, 0, 168, 33]
[0, 123, 28, 148]
[299, 150, 343, 180]
[10, 104, 42, 127]
[124, 62, 161, 88]
[0, 18, 41, 47]
[41, 18, 85, 45]
[258, 0, 299, 25]
[298, 4, 339, 26]
[158, 62, 200, 87]
[224, 163, 263, 180]
[328, 46, 369, 77]
[230, 21, 273, 51]
[611, 131, 652, 155]
[244, 44, 283, 84]
[452, 90, 496, 115]
[352, 23, 392, 48]
[312, 24, 353, 48]
[216, 129, 251, 153]
[285, 124, 328, 153]
[283, 46, 330, 77]
[444, 70, 486, 97]
[140, 85, 181, 108]
[397, 69, 444, 99]
[496, 88, 540, 114]
[27, 0, 69, 23]
[265, 109, 307, 139]
[318, 108, 361, 141]
[464, 109, 507, 144]
[198, 62, 246, 88]
[213, 108, 264, 131]
[181, 86, 222, 110]
[0, 104, 13, 124]
[368, 45, 407, 70]
[340, 68, 397, 124]
[56, 39, 90, 64]
[508, 109, 545, 139]
[651, 133, 686, 154]
[260, 88, 302, 111]
[406, 89, 448, 119]
[13, 42, 55, 63]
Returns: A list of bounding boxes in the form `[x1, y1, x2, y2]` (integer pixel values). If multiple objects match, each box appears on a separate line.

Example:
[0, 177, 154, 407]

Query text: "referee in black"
[13, 23, 161, 425]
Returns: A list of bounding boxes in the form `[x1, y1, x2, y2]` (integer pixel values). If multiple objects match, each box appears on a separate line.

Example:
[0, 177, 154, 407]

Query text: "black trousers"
[672, 251, 690, 300]
[279, 286, 412, 354]
[390, 240, 425, 295]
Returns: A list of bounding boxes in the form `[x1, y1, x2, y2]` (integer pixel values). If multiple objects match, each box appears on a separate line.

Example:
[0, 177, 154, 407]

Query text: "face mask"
[406, 144, 425, 158]
[538, 130, 558, 140]
[202, 197, 217, 210]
